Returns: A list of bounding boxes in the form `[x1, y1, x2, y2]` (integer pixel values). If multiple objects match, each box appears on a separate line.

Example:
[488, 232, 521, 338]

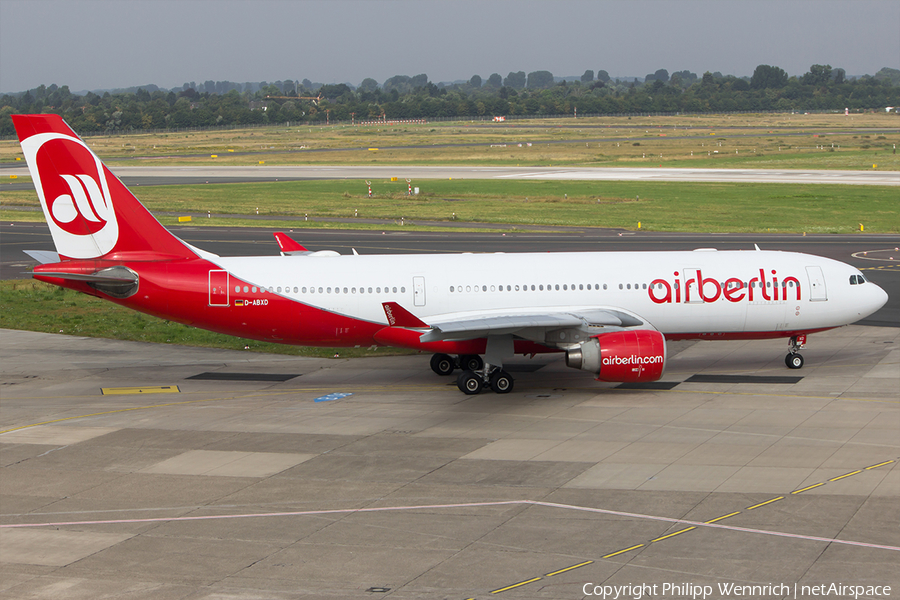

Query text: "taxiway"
[2, 165, 899, 189]
[1, 324, 897, 599]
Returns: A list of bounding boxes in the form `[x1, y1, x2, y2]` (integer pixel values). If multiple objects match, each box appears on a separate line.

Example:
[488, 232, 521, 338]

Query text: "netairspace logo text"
[581, 582, 893, 599]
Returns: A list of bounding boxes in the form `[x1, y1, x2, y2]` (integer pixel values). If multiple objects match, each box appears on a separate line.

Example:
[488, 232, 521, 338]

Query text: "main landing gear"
[457, 367, 514, 395]
[429, 353, 514, 395]
[429, 353, 481, 375]
[785, 334, 806, 370]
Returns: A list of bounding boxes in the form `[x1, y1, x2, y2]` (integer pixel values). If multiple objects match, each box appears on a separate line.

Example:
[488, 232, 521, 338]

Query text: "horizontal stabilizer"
[32, 270, 138, 283]
[24, 250, 60, 264]
[382, 302, 430, 328]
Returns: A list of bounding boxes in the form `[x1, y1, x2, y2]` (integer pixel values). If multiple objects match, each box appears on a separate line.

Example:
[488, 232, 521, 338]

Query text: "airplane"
[12, 114, 889, 394]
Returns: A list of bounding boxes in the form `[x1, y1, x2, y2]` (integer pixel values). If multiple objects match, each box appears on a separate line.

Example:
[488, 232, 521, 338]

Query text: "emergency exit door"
[209, 270, 230, 306]
[413, 276, 426, 307]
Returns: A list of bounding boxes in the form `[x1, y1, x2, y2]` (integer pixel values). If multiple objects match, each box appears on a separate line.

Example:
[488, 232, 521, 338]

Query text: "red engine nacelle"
[565, 330, 667, 382]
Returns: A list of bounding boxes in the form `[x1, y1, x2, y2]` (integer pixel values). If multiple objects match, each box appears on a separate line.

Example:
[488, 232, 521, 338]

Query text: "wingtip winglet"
[382, 302, 430, 328]
[273, 232, 307, 254]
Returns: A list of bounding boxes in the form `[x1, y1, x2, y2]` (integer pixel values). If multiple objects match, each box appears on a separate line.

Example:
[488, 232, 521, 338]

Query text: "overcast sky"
[1, 0, 898, 94]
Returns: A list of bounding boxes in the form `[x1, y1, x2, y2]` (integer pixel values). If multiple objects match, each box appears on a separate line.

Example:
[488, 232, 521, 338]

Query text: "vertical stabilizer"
[12, 114, 197, 261]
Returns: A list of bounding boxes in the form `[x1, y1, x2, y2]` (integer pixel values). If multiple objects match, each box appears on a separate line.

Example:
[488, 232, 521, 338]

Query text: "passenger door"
[806, 266, 827, 301]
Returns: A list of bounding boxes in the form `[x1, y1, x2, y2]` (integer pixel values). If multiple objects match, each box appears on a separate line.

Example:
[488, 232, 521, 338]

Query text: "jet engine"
[565, 330, 666, 382]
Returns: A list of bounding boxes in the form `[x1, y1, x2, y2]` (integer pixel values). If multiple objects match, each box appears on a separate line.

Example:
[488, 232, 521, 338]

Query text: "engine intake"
[565, 330, 666, 382]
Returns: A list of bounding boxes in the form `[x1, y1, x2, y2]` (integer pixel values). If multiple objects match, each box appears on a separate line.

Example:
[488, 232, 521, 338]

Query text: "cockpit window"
[849, 274, 867, 285]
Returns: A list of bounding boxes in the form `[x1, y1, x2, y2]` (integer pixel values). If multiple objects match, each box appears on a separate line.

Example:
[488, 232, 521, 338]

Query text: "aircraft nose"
[873, 283, 889, 310]
[864, 282, 889, 317]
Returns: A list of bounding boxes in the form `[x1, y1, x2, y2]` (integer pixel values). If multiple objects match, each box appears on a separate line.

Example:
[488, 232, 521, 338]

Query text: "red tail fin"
[12, 114, 196, 261]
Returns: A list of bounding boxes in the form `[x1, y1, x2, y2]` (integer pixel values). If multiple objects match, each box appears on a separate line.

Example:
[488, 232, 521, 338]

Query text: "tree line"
[2, 65, 898, 136]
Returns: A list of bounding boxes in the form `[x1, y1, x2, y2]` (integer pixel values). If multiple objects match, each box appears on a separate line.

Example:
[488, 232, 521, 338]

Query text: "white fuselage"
[214, 249, 886, 338]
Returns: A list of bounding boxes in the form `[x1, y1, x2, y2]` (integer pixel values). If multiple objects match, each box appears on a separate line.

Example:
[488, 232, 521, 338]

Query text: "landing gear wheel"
[430, 353, 455, 376]
[489, 370, 514, 394]
[785, 353, 804, 369]
[457, 370, 483, 395]
[459, 354, 484, 371]
[785, 335, 806, 369]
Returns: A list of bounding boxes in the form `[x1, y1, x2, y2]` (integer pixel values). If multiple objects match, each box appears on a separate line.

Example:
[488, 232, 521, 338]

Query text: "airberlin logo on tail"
[53, 174, 109, 228]
[648, 269, 802, 304]
[21, 132, 119, 259]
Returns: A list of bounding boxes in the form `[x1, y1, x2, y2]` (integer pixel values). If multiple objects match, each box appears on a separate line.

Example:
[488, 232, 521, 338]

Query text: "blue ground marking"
[314, 392, 353, 403]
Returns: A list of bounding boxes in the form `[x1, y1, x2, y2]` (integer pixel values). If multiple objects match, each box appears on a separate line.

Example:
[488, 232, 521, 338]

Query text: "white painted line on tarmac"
[4, 498, 898, 553]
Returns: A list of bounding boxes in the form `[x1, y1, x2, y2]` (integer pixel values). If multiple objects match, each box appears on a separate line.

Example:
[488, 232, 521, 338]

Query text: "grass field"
[3, 178, 897, 233]
[2, 113, 898, 170]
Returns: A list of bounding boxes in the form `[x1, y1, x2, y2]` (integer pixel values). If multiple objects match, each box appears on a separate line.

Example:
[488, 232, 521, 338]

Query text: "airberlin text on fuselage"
[649, 268, 801, 305]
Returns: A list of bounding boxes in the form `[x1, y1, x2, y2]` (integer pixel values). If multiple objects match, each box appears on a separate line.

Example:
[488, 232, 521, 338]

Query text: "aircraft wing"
[382, 302, 643, 343]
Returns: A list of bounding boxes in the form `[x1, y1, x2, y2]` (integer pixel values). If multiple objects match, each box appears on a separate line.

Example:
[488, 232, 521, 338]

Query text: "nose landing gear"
[785, 334, 807, 370]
